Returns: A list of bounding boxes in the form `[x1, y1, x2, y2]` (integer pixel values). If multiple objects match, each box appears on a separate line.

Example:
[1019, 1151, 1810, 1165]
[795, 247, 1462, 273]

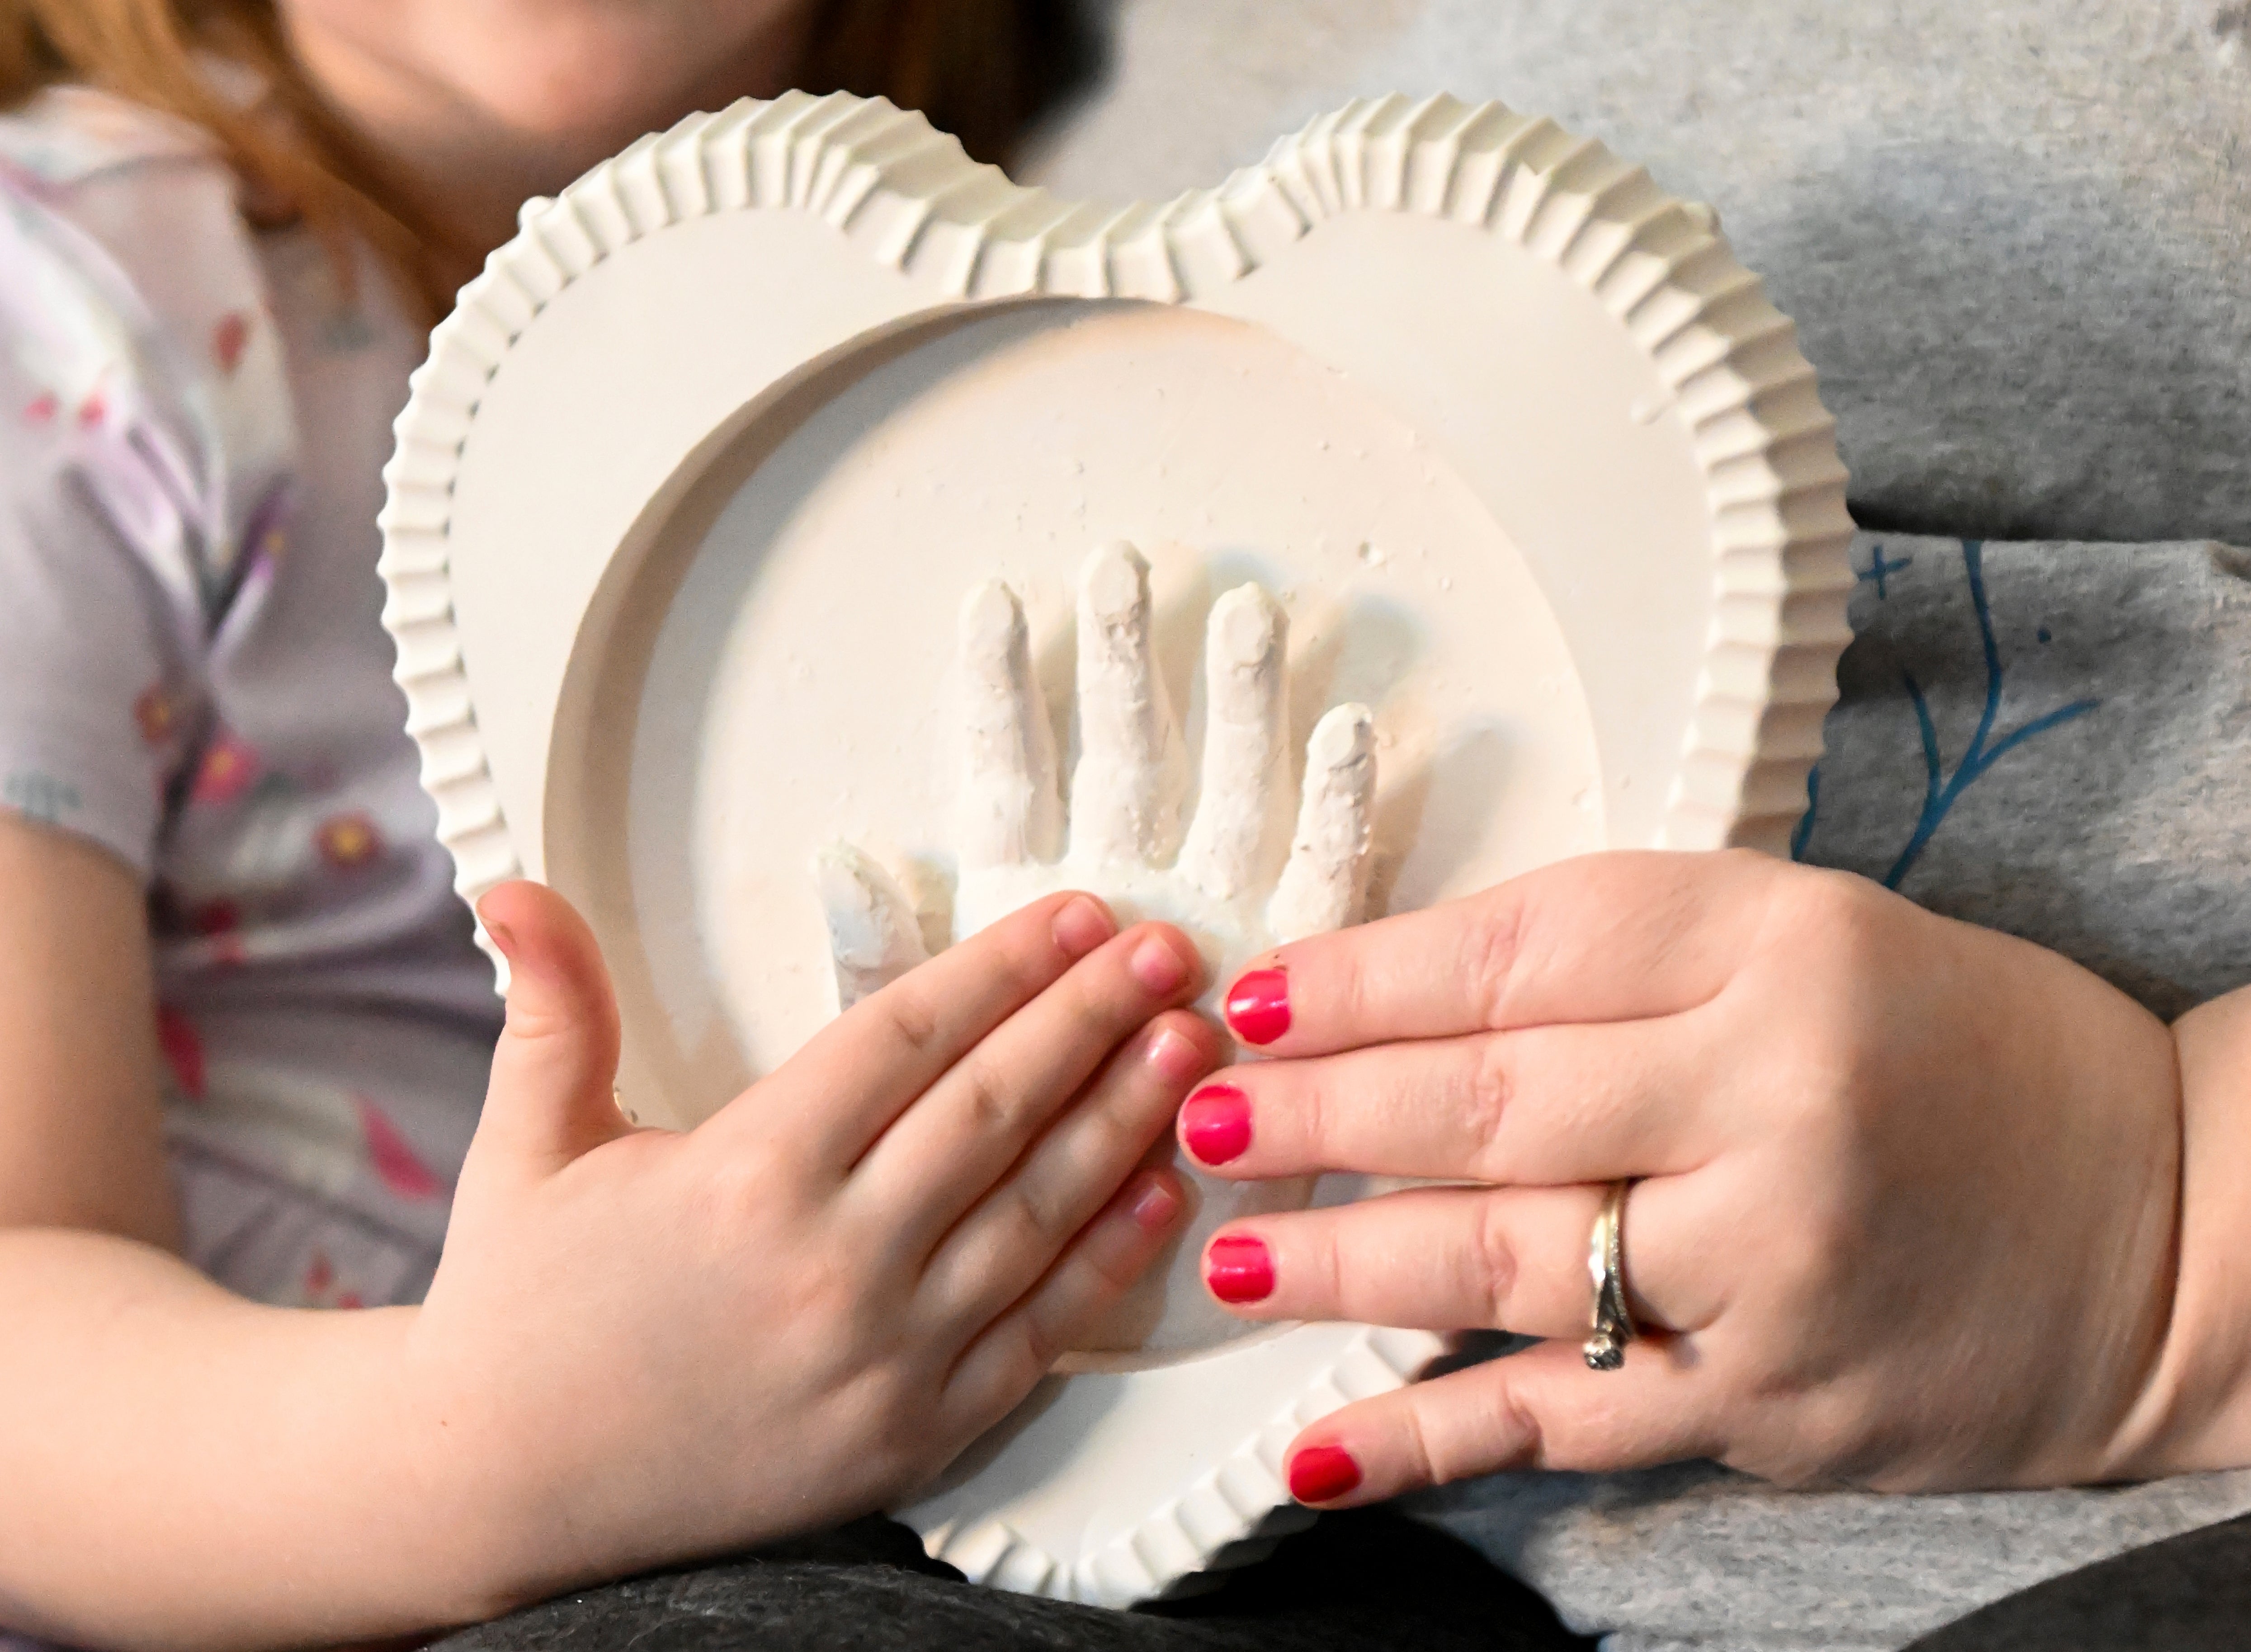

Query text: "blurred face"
[281, 0, 819, 151]
[279, 0, 824, 260]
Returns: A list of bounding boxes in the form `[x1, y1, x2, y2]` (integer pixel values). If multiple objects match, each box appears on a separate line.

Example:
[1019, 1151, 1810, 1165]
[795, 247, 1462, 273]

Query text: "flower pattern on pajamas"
[0, 87, 499, 1318]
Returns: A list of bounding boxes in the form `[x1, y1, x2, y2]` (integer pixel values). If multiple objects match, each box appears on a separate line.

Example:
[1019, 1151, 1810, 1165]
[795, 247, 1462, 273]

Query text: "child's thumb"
[473, 880, 631, 1175]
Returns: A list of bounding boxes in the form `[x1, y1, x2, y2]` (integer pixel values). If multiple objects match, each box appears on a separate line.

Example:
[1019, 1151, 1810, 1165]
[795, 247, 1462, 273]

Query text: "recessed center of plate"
[550, 297, 1602, 1358]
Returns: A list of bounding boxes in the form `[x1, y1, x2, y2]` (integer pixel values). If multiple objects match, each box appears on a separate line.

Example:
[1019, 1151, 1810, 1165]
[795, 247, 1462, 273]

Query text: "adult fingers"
[1279, 1338, 1724, 1507]
[1067, 541, 1188, 866]
[846, 921, 1205, 1254]
[1178, 584, 1289, 902]
[1179, 1017, 1709, 1186]
[1195, 1177, 1717, 1342]
[1265, 704, 1376, 944]
[1219, 849, 1783, 1056]
[956, 579, 1063, 871]
[941, 1167, 1190, 1439]
[472, 881, 631, 1180]
[755, 890, 1119, 1171]
[920, 1009, 1219, 1328]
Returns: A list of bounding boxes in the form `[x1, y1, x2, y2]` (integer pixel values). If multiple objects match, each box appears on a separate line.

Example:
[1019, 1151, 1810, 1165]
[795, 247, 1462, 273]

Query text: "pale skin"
[0, 812, 1213, 1645]
[1, 2, 1232, 1645]
[1184, 851, 2251, 1503]
[279, 0, 826, 289]
[12, 0, 2251, 1641]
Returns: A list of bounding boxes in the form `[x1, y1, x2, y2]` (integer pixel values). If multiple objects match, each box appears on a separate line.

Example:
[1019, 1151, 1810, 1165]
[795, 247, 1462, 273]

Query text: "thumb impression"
[473, 880, 631, 1177]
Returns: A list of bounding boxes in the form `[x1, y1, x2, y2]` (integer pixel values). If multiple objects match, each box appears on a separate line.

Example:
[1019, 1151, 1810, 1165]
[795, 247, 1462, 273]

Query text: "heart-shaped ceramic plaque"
[378, 90, 1851, 1607]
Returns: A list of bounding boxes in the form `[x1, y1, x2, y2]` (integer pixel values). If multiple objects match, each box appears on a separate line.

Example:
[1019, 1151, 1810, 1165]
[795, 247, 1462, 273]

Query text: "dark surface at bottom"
[432, 1507, 1593, 1652]
[1908, 1508, 2251, 1652]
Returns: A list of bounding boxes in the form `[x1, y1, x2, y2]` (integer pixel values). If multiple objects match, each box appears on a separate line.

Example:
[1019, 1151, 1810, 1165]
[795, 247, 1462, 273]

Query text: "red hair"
[0, 0, 1095, 319]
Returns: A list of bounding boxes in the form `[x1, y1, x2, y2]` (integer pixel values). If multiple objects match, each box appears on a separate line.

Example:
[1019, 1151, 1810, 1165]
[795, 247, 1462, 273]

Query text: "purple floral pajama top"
[0, 86, 500, 1311]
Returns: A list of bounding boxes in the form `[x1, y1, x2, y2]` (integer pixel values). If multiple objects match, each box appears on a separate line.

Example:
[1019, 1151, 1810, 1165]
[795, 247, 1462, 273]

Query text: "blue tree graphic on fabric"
[1789, 539, 2099, 885]
[1881, 540, 2098, 889]
[1790, 765, 1822, 861]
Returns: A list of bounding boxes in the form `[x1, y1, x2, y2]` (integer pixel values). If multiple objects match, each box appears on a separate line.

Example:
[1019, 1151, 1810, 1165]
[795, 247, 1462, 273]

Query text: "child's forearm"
[2118, 984, 2251, 1476]
[0, 1228, 515, 1650]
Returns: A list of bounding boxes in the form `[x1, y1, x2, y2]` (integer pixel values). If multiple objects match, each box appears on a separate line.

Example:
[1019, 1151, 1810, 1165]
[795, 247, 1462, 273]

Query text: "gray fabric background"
[1910, 1508, 2251, 1649]
[1410, 1458, 2251, 1652]
[1023, 0, 2251, 548]
[1802, 534, 2251, 1017]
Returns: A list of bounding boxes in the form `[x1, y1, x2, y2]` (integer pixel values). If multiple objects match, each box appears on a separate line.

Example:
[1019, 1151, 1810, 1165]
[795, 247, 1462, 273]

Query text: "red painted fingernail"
[1225, 968, 1291, 1045]
[1181, 1084, 1251, 1165]
[1288, 1443, 1361, 1504]
[1204, 1233, 1273, 1303]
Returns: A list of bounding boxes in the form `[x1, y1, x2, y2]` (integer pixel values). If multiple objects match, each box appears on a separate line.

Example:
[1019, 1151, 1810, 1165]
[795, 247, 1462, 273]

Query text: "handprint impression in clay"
[818, 541, 1376, 1355]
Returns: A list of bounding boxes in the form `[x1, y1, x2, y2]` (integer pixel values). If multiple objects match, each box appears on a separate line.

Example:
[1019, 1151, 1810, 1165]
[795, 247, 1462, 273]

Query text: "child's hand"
[407, 880, 1212, 1610]
[1180, 851, 2215, 1502]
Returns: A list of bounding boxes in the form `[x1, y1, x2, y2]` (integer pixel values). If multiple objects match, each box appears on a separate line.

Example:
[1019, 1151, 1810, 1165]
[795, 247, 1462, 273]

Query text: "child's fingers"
[917, 1009, 1218, 1332]
[472, 880, 631, 1178]
[940, 1167, 1190, 1438]
[1066, 541, 1188, 866]
[750, 891, 1119, 1172]
[1265, 702, 1376, 944]
[955, 579, 1063, 871]
[1276, 1338, 1723, 1509]
[845, 922, 1205, 1257]
[815, 844, 930, 1010]
[1177, 583, 1288, 902]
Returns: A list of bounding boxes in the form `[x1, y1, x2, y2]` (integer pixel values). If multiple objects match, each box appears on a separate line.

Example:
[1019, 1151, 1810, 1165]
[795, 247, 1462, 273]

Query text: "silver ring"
[1584, 1179, 1637, 1371]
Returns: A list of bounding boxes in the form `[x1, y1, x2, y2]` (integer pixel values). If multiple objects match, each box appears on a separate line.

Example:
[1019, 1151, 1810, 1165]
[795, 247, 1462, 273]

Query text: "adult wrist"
[2113, 987, 2251, 1477]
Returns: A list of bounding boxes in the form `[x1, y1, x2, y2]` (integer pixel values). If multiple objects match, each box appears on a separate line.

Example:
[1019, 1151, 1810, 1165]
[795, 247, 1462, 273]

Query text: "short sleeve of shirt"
[0, 381, 179, 874]
[0, 90, 497, 1313]
[0, 93, 296, 877]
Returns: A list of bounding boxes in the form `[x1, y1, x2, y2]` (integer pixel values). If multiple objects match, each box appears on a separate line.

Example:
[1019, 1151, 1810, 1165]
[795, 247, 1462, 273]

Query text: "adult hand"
[1178, 851, 2211, 1505]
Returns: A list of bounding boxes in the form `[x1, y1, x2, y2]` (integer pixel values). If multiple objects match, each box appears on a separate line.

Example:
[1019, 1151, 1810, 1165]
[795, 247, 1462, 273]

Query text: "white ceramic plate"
[378, 89, 1851, 1606]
